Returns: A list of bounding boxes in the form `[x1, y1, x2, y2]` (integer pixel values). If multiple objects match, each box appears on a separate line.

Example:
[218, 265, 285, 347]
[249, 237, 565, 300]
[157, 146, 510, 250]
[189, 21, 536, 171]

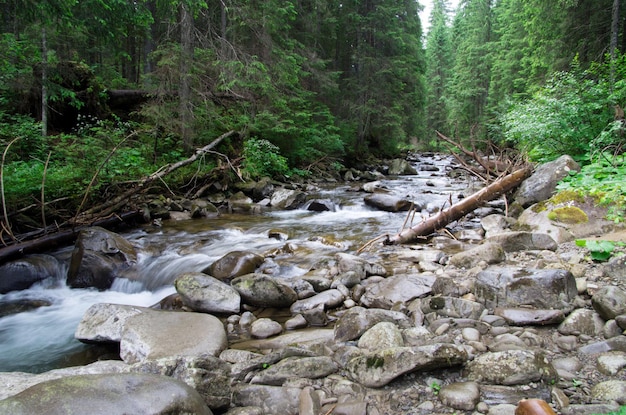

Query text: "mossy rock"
[548, 190, 585, 205]
[547, 206, 589, 224]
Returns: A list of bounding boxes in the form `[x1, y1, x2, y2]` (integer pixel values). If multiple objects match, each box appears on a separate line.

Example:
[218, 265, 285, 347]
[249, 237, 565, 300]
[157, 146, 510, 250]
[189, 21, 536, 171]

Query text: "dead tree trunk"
[383, 166, 532, 245]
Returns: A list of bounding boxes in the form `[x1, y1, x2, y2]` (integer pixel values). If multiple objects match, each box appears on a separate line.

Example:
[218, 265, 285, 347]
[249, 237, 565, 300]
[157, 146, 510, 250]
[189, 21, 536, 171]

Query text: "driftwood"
[436, 131, 514, 179]
[381, 165, 532, 245]
[73, 130, 237, 224]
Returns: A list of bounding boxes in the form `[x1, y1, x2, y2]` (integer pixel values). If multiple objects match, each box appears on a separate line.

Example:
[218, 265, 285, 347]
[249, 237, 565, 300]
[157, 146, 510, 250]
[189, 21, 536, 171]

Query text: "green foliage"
[501, 67, 611, 161]
[591, 406, 626, 415]
[575, 239, 624, 262]
[242, 138, 289, 179]
[557, 154, 626, 223]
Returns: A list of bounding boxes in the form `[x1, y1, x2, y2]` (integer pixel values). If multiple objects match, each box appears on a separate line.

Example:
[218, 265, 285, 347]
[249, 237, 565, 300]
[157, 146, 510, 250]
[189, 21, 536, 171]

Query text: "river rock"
[270, 188, 306, 210]
[388, 158, 418, 175]
[592, 285, 626, 320]
[120, 309, 227, 364]
[481, 214, 513, 237]
[345, 343, 468, 388]
[514, 155, 580, 207]
[0, 254, 62, 294]
[0, 373, 213, 415]
[357, 321, 405, 351]
[204, 251, 265, 281]
[250, 318, 283, 338]
[474, 267, 577, 309]
[591, 380, 626, 404]
[250, 356, 338, 385]
[557, 308, 605, 336]
[596, 351, 626, 375]
[438, 381, 480, 411]
[448, 242, 505, 269]
[290, 289, 344, 313]
[465, 350, 555, 385]
[231, 273, 298, 308]
[132, 355, 231, 410]
[0, 360, 131, 400]
[494, 307, 565, 326]
[420, 296, 485, 319]
[335, 252, 387, 279]
[363, 193, 413, 212]
[0, 298, 52, 317]
[359, 273, 436, 309]
[66, 226, 137, 289]
[232, 384, 301, 415]
[175, 272, 241, 314]
[75, 303, 148, 343]
[487, 231, 557, 252]
[334, 307, 413, 342]
[304, 199, 335, 212]
[578, 336, 626, 355]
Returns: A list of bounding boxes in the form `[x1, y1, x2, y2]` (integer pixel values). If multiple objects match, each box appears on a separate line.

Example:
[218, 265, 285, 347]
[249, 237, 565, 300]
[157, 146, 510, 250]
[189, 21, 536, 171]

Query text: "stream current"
[0, 154, 481, 373]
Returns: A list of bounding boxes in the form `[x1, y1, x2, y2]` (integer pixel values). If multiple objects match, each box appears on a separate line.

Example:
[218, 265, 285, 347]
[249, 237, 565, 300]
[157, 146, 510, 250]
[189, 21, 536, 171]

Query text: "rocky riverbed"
[1, 154, 626, 415]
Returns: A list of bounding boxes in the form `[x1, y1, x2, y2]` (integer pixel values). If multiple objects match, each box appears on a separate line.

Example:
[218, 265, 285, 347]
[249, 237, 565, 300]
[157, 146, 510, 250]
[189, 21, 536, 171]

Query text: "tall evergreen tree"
[425, 0, 453, 143]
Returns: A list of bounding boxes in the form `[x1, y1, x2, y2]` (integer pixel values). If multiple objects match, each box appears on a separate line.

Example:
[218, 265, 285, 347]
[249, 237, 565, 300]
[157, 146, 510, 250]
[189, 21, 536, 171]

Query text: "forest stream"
[0, 153, 472, 374]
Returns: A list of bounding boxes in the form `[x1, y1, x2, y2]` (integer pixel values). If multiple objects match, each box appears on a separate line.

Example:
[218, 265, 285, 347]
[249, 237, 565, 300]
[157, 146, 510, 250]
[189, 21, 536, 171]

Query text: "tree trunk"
[383, 166, 532, 245]
[41, 25, 48, 138]
[611, 0, 620, 89]
[179, 2, 194, 151]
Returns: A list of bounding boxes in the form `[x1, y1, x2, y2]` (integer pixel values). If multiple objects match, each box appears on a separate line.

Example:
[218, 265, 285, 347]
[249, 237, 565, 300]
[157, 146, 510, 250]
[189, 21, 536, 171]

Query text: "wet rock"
[0, 298, 52, 318]
[357, 322, 405, 351]
[285, 314, 307, 330]
[175, 272, 241, 314]
[120, 309, 227, 364]
[359, 274, 436, 309]
[334, 307, 413, 342]
[67, 227, 137, 289]
[204, 251, 265, 282]
[231, 273, 298, 308]
[557, 309, 605, 336]
[465, 350, 555, 385]
[133, 355, 231, 410]
[345, 343, 468, 388]
[363, 193, 413, 212]
[438, 381, 480, 411]
[421, 296, 485, 320]
[250, 356, 337, 385]
[388, 158, 418, 175]
[270, 188, 306, 210]
[487, 232, 557, 252]
[290, 289, 344, 313]
[0, 373, 213, 415]
[475, 267, 577, 310]
[0, 254, 62, 294]
[592, 285, 626, 320]
[75, 303, 147, 343]
[591, 380, 626, 404]
[232, 384, 301, 415]
[494, 307, 565, 326]
[514, 155, 580, 207]
[448, 242, 505, 269]
[250, 318, 283, 339]
[304, 199, 335, 212]
[335, 252, 387, 279]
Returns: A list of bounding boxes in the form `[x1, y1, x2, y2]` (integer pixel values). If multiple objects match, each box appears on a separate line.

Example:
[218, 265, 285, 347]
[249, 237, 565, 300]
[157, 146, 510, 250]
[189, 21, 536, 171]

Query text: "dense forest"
[1, 0, 625, 236]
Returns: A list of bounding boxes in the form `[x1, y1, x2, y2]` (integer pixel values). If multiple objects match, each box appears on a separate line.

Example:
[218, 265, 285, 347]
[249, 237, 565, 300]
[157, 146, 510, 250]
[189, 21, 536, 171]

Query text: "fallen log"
[436, 131, 513, 177]
[382, 165, 532, 245]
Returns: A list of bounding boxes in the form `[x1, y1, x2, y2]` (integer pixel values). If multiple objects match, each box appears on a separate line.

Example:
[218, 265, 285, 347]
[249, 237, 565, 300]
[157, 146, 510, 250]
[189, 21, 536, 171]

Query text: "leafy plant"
[575, 239, 625, 262]
[242, 137, 289, 179]
[430, 381, 441, 395]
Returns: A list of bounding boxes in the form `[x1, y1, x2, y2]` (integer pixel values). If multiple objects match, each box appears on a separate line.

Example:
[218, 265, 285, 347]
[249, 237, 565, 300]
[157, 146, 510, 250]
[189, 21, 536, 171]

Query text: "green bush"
[242, 137, 289, 179]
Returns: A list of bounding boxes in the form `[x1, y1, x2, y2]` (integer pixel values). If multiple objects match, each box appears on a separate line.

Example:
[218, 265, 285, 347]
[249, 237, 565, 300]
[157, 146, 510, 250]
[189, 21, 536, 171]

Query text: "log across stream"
[0, 154, 495, 373]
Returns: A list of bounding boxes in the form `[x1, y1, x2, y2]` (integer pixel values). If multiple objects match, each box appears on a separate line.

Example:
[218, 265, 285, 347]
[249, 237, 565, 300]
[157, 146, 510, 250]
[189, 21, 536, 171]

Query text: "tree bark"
[383, 165, 532, 245]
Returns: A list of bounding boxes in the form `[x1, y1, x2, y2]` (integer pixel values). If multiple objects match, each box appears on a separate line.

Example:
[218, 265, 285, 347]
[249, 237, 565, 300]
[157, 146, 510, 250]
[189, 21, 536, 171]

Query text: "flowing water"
[0, 154, 481, 373]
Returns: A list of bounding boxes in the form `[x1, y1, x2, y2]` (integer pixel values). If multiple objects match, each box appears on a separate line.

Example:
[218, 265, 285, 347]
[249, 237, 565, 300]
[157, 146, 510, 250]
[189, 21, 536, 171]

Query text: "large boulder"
[388, 159, 418, 175]
[474, 267, 577, 310]
[364, 194, 413, 212]
[66, 226, 137, 289]
[334, 307, 413, 342]
[231, 273, 298, 308]
[75, 303, 148, 343]
[120, 308, 228, 364]
[465, 350, 556, 385]
[204, 251, 264, 282]
[514, 155, 580, 207]
[175, 272, 241, 314]
[270, 188, 306, 210]
[359, 273, 436, 309]
[0, 373, 213, 415]
[0, 254, 62, 293]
